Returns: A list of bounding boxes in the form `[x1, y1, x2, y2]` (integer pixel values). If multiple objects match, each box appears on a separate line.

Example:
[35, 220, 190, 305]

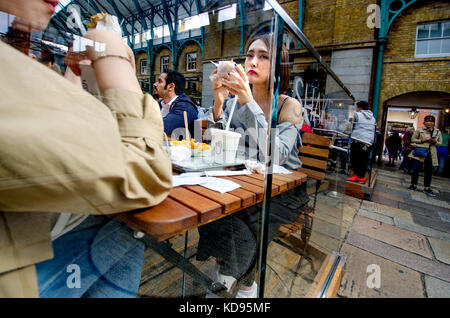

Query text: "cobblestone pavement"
[333, 163, 450, 298]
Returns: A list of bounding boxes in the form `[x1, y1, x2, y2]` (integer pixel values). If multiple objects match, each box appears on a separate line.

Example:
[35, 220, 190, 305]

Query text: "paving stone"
[376, 171, 406, 180]
[438, 211, 450, 223]
[424, 276, 450, 298]
[343, 205, 358, 225]
[344, 195, 362, 210]
[410, 213, 450, 234]
[373, 190, 405, 202]
[358, 209, 394, 225]
[315, 193, 345, 210]
[311, 217, 342, 240]
[376, 177, 405, 186]
[314, 201, 343, 219]
[410, 192, 450, 209]
[361, 201, 414, 223]
[428, 238, 450, 265]
[373, 185, 410, 199]
[351, 215, 433, 259]
[371, 193, 401, 209]
[375, 182, 407, 192]
[439, 191, 450, 203]
[400, 198, 449, 214]
[338, 243, 424, 298]
[397, 202, 442, 220]
[310, 231, 341, 251]
[346, 231, 450, 283]
[394, 218, 450, 243]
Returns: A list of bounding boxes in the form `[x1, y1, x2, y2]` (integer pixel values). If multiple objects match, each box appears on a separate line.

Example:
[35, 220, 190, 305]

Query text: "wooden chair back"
[297, 133, 331, 181]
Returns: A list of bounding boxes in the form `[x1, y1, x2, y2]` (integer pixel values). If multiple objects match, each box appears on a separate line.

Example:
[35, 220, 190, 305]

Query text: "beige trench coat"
[0, 41, 172, 297]
[408, 127, 442, 166]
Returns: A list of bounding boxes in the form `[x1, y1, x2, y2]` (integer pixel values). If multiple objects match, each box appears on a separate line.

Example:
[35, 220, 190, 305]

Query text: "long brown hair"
[248, 33, 290, 93]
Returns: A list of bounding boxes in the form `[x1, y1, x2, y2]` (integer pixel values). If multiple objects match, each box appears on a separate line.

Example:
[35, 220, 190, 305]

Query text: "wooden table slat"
[225, 187, 256, 208]
[232, 175, 279, 195]
[271, 174, 296, 189]
[116, 197, 198, 238]
[246, 173, 288, 192]
[183, 185, 242, 213]
[221, 176, 264, 202]
[169, 187, 222, 223]
[290, 170, 308, 185]
[118, 172, 308, 241]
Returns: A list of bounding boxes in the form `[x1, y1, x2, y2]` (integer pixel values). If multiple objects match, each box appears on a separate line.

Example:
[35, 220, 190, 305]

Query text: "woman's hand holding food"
[220, 65, 253, 106]
[211, 69, 229, 120]
[65, 29, 140, 93]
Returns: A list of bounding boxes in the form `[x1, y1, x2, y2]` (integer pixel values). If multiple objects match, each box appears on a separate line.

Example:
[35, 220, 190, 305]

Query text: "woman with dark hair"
[386, 132, 402, 166]
[408, 115, 442, 196]
[196, 34, 303, 298]
[400, 127, 415, 173]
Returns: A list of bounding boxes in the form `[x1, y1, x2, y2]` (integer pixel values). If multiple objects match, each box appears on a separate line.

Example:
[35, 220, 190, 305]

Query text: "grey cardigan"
[205, 97, 302, 170]
[351, 110, 376, 145]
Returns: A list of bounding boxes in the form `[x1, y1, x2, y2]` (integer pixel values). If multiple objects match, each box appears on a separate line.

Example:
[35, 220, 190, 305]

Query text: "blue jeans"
[35, 215, 145, 298]
[438, 156, 446, 174]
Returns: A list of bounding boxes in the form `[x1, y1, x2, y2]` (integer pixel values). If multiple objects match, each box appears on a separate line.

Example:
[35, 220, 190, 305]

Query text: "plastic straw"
[183, 111, 190, 140]
[225, 96, 238, 131]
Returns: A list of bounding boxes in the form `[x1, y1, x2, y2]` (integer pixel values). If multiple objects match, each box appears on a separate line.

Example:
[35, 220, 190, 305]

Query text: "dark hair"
[40, 45, 55, 65]
[163, 69, 185, 95]
[356, 101, 370, 110]
[424, 115, 435, 123]
[247, 33, 290, 93]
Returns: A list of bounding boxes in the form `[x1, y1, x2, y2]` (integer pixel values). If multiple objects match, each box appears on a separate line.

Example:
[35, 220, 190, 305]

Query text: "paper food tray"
[172, 156, 246, 173]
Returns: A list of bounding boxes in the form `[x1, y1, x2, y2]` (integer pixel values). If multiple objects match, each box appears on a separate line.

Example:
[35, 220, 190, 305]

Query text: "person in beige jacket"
[0, 0, 172, 297]
[407, 115, 442, 197]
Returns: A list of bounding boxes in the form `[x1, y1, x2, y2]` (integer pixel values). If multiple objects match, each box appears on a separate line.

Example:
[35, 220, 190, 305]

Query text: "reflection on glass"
[429, 38, 441, 54]
[444, 22, 450, 37]
[417, 24, 429, 39]
[416, 39, 428, 55]
[430, 22, 442, 38]
[1, 0, 359, 299]
[218, 4, 237, 23]
[443, 38, 450, 53]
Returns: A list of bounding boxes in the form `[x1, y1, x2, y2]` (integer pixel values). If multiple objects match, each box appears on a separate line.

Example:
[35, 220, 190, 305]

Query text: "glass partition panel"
[258, 0, 356, 298]
[0, 0, 370, 299]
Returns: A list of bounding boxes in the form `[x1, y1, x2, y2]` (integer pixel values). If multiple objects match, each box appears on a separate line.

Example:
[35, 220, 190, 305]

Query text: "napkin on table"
[172, 175, 241, 194]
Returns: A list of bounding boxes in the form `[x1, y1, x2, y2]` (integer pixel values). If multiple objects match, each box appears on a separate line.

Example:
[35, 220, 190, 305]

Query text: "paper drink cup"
[210, 128, 241, 164]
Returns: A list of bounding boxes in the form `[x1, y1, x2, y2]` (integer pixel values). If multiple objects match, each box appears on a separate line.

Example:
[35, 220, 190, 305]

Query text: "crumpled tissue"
[244, 160, 292, 174]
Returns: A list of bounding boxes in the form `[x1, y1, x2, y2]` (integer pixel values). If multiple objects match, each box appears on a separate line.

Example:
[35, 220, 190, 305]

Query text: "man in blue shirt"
[153, 69, 198, 138]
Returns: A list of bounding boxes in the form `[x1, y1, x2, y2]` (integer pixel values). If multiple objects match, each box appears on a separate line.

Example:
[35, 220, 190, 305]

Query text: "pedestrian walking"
[386, 132, 402, 166]
[400, 127, 415, 173]
[407, 116, 442, 197]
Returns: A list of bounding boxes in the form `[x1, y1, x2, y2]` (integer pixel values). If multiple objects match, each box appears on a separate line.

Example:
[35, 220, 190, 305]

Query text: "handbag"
[413, 147, 430, 157]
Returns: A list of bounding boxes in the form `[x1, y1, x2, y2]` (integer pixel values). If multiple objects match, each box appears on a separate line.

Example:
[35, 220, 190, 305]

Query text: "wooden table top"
[117, 171, 307, 242]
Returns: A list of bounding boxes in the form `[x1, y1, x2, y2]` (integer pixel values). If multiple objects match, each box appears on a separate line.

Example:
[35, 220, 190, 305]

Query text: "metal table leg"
[137, 232, 229, 298]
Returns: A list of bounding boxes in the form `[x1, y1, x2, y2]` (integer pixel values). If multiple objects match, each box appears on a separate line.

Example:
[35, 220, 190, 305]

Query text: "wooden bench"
[274, 132, 347, 298]
[278, 132, 331, 248]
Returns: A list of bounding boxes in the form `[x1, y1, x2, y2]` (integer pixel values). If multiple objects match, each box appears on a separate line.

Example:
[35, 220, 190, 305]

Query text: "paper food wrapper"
[89, 13, 122, 38]
[244, 160, 292, 174]
[80, 64, 101, 100]
[209, 61, 246, 85]
[80, 13, 122, 98]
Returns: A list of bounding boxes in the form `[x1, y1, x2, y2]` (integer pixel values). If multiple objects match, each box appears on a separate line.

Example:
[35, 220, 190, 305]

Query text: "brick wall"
[135, 51, 148, 79]
[297, 0, 375, 48]
[153, 47, 172, 79]
[380, 0, 450, 121]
